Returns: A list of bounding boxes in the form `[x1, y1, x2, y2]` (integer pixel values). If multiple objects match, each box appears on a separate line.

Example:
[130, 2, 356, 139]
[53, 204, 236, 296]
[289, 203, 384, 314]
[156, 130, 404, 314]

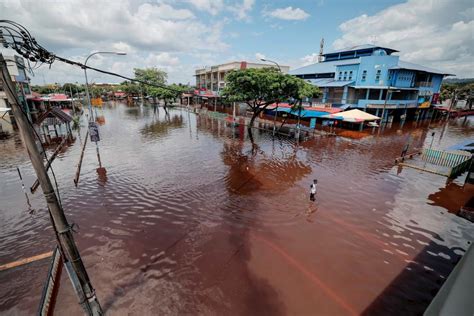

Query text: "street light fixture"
[260, 58, 282, 72]
[84, 51, 127, 121]
[261, 58, 282, 135]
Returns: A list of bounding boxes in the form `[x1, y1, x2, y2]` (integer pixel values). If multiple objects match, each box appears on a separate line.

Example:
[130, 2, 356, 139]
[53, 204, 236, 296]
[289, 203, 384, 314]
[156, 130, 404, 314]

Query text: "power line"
[0, 19, 182, 93]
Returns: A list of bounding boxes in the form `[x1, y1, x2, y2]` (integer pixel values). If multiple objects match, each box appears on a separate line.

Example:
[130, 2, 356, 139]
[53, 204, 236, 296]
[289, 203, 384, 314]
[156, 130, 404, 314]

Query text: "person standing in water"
[310, 179, 317, 201]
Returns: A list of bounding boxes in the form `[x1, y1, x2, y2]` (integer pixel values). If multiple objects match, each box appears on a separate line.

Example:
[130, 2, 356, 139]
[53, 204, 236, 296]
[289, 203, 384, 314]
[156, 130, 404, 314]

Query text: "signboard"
[431, 93, 440, 104]
[367, 103, 418, 109]
[91, 98, 103, 106]
[88, 121, 100, 142]
[367, 104, 398, 109]
[419, 101, 431, 109]
[310, 118, 316, 129]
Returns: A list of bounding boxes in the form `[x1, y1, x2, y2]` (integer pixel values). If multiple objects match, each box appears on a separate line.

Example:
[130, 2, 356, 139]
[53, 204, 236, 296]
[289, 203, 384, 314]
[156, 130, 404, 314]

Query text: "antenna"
[318, 38, 324, 63]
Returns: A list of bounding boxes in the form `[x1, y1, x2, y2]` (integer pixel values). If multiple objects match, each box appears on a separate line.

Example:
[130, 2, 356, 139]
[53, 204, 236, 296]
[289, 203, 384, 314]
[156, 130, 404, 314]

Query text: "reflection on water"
[0, 103, 473, 315]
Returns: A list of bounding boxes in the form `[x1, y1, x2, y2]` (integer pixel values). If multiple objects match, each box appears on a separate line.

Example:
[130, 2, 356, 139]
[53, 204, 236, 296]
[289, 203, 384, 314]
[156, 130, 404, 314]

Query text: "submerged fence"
[400, 148, 472, 178]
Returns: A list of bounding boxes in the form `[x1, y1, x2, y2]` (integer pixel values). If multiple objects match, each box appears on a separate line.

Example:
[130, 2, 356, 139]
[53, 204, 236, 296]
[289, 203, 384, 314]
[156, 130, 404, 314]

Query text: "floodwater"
[1, 103, 473, 315]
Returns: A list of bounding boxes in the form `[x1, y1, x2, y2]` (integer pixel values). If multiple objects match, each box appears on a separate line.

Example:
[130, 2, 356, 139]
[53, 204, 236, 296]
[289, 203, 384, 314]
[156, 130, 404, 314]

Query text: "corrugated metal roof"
[290, 59, 360, 75]
[325, 44, 399, 55]
[391, 60, 454, 76]
[305, 78, 334, 86]
[321, 80, 354, 87]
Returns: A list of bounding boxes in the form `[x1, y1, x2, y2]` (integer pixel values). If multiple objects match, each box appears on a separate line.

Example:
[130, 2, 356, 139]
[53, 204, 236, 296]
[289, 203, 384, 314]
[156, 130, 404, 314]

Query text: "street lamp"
[261, 58, 282, 135]
[260, 58, 281, 72]
[381, 87, 400, 125]
[84, 51, 126, 121]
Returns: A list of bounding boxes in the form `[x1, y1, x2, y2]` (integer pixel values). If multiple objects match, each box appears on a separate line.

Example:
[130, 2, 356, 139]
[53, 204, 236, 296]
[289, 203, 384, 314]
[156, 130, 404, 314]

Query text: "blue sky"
[2, 0, 473, 84]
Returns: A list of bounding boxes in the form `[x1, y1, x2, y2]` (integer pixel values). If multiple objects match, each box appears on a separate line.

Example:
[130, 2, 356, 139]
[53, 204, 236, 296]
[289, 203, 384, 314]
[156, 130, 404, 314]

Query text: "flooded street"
[1, 103, 473, 315]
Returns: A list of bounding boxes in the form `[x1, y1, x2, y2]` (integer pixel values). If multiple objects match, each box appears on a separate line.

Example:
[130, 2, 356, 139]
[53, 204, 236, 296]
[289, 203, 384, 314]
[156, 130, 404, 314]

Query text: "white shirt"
[310, 183, 317, 194]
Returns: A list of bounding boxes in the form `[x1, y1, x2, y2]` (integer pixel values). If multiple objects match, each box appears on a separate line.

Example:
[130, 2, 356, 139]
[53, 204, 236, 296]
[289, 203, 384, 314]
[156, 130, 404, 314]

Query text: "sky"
[1, 0, 473, 86]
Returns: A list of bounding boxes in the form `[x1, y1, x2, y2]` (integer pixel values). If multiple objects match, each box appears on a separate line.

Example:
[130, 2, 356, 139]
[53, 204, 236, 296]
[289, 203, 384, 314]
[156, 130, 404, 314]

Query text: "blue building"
[290, 44, 453, 121]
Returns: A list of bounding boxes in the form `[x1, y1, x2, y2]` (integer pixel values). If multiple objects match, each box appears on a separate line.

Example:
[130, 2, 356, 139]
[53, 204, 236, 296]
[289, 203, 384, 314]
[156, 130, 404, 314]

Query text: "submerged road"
[1, 103, 473, 315]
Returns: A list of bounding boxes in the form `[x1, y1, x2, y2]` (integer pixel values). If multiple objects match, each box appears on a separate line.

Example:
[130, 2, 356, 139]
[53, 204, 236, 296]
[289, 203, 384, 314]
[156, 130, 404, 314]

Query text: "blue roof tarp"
[274, 107, 330, 118]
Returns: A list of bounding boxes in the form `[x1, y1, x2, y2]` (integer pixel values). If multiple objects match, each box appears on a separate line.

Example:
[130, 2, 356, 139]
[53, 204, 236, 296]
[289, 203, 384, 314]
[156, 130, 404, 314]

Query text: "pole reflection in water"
[0, 103, 473, 315]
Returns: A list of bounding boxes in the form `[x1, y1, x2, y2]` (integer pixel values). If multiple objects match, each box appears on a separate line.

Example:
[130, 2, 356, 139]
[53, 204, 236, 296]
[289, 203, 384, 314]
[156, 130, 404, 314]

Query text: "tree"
[120, 81, 140, 96]
[134, 67, 167, 96]
[222, 68, 319, 136]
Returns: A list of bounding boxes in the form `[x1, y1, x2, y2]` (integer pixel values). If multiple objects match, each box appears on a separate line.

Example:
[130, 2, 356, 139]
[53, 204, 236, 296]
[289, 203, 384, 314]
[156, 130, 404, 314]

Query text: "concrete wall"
[355, 55, 400, 86]
[335, 64, 359, 81]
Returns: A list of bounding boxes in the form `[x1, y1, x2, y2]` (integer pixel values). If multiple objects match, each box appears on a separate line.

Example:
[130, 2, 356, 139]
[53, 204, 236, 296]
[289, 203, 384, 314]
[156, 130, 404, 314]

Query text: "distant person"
[310, 179, 317, 201]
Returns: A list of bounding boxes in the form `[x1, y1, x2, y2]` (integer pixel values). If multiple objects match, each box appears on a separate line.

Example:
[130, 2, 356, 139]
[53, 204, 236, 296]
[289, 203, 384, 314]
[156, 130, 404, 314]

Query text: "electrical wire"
[0, 19, 183, 93]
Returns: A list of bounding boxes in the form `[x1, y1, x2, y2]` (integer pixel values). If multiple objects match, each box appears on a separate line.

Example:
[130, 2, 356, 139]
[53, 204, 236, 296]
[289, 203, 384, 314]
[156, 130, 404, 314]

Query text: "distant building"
[290, 44, 453, 120]
[195, 61, 290, 94]
[0, 52, 35, 130]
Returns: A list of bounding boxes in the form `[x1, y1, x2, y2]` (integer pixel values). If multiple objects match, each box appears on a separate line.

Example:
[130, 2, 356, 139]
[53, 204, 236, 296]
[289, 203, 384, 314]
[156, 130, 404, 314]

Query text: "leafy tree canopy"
[222, 68, 319, 110]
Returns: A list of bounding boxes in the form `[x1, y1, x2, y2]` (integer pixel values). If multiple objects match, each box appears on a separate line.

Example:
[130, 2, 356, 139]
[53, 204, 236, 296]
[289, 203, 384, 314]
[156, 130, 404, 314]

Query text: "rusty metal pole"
[0, 55, 103, 315]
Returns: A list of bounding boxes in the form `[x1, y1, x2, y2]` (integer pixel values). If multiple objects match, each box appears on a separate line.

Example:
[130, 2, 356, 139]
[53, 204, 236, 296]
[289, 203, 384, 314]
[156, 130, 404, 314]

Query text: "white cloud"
[229, 0, 255, 20]
[300, 53, 320, 66]
[185, 0, 224, 15]
[0, 0, 230, 84]
[267, 6, 310, 21]
[255, 52, 266, 61]
[332, 0, 474, 77]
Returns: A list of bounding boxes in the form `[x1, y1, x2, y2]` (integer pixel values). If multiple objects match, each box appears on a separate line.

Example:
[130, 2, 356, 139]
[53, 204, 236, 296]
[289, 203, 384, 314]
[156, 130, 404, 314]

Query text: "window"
[362, 75, 366, 81]
[338, 76, 342, 80]
[343, 77, 346, 80]
[375, 69, 381, 81]
[344, 71, 347, 75]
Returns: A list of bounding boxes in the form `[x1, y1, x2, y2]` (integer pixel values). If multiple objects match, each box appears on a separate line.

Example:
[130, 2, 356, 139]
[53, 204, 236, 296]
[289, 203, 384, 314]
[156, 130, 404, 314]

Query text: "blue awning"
[274, 108, 331, 118]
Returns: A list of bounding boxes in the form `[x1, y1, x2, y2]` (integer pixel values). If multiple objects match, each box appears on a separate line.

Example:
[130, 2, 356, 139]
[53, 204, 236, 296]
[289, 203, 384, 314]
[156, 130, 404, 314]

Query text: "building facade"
[195, 61, 290, 94]
[1, 53, 34, 132]
[290, 45, 452, 120]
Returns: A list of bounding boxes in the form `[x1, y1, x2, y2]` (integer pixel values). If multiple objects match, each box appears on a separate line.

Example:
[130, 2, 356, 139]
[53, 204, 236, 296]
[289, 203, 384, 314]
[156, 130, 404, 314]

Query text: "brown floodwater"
[1, 103, 473, 315]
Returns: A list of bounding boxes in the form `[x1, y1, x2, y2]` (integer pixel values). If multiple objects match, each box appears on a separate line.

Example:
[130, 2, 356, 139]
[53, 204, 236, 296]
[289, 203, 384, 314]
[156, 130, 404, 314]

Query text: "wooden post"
[0, 56, 103, 315]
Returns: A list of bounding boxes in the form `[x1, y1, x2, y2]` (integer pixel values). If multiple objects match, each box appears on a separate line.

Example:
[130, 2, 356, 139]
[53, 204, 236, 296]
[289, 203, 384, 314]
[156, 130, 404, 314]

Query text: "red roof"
[50, 94, 69, 101]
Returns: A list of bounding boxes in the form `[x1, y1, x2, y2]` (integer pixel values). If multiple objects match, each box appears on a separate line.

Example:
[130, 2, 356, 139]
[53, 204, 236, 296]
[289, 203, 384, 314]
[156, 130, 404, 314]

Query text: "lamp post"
[84, 51, 126, 121]
[260, 58, 281, 72]
[261, 58, 282, 135]
[381, 87, 400, 126]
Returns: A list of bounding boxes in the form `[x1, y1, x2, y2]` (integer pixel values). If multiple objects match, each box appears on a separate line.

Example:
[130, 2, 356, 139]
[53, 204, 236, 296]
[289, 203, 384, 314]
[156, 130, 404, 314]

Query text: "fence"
[401, 148, 472, 178]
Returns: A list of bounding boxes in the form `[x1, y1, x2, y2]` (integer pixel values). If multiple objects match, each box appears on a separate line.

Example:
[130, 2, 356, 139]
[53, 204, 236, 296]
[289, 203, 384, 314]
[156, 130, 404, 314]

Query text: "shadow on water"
[215, 137, 287, 315]
[362, 239, 467, 316]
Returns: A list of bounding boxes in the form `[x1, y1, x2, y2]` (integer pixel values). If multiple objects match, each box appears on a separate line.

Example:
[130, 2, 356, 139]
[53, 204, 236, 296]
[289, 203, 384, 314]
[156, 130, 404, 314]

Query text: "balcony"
[356, 99, 419, 109]
[415, 81, 433, 88]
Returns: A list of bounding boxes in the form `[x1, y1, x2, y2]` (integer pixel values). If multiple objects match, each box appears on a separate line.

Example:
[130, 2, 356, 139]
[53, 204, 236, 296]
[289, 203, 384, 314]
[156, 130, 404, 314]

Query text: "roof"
[290, 58, 360, 76]
[268, 103, 342, 115]
[325, 44, 399, 55]
[37, 107, 73, 124]
[391, 60, 454, 76]
[41, 94, 72, 102]
[323, 109, 380, 122]
[322, 80, 354, 87]
[275, 107, 334, 118]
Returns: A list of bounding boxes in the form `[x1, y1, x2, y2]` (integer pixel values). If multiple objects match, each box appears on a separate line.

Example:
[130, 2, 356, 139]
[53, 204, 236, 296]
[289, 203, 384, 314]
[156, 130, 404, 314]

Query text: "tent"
[322, 109, 380, 122]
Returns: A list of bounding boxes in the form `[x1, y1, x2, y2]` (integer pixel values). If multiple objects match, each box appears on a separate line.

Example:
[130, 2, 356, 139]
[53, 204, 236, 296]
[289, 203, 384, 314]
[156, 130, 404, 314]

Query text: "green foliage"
[120, 81, 141, 95]
[134, 67, 167, 96]
[31, 84, 57, 95]
[440, 82, 474, 101]
[221, 67, 319, 116]
[89, 86, 105, 98]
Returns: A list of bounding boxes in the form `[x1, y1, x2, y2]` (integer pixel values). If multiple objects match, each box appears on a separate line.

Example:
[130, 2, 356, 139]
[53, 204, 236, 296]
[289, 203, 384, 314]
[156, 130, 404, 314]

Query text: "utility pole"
[0, 55, 103, 315]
